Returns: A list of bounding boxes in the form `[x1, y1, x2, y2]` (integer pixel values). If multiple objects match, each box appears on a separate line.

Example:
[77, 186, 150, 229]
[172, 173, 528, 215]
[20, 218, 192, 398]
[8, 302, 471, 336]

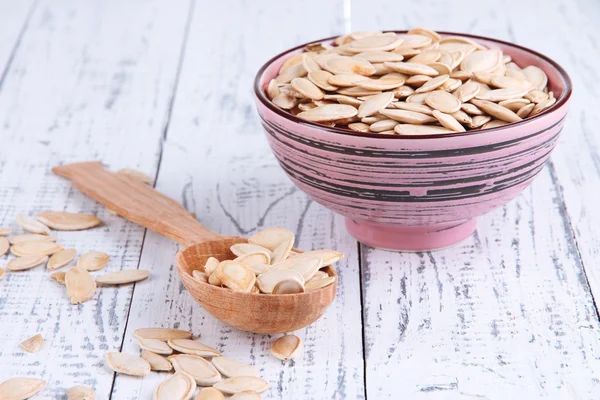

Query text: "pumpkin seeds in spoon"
[256, 268, 305, 294]
[169, 354, 222, 386]
[153, 372, 196, 400]
[271, 256, 323, 280]
[273, 279, 305, 294]
[213, 377, 269, 395]
[66, 267, 97, 304]
[168, 339, 221, 357]
[47, 249, 76, 270]
[216, 261, 256, 292]
[7, 255, 48, 271]
[16, 214, 50, 235]
[271, 334, 302, 361]
[230, 243, 272, 257]
[105, 352, 151, 376]
[289, 249, 344, 266]
[305, 275, 337, 291]
[211, 357, 260, 378]
[35, 211, 101, 231]
[77, 251, 109, 271]
[95, 269, 149, 285]
[134, 328, 192, 341]
[142, 350, 173, 372]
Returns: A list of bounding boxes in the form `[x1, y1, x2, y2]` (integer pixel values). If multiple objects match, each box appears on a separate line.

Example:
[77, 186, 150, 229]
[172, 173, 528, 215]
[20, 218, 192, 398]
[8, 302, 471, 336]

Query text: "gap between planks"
[107, 0, 198, 398]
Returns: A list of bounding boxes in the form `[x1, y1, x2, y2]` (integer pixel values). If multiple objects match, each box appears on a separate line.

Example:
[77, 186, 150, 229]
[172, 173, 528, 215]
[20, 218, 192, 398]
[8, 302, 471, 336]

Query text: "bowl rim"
[253, 30, 573, 140]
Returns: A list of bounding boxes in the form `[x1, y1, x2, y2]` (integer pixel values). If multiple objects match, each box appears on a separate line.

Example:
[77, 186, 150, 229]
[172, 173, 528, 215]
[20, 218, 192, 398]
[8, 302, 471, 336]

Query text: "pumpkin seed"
[0, 227, 11, 236]
[0, 237, 8, 256]
[383, 61, 439, 76]
[460, 50, 502, 73]
[524, 90, 548, 103]
[271, 256, 323, 280]
[346, 34, 404, 53]
[354, 51, 404, 63]
[211, 357, 260, 378]
[196, 387, 226, 400]
[289, 250, 344, 266]
[481, 119, 509, 129]
[193, 270, 208, 283]
[348, 122, 371, 132]
[11, 240, 63, 257]
[230, 391, 261, 400]
[134, 328, 192, 341]
[137, 338, 173, 355]
[405, 74, 431, 86]
[517, 103, 535, 118]
[213, 377, 269, 395]
[305, 275, 337, 291]
[271, 334, 302, 361]
[379, 109, 436, 124]
[415, 74, 449, 93]
[469, 115, 492, 129]
[216, 261, 256, 292]
[167, 339, 221, 357]
[66, 267, 96, 304]
[142, 350, 173, 372]
[498, 98, 531, 112]
[476, 88, 529, 102]
[272, 93, 296, 109]
[530, 97, 556, 117]
[105, 352, 151, 376]
[0, 377, 46, 400]
[522, 65, 548, 91]
[273, 279, 305, 294]
[95, 269, 149, 285]
[432, 110, 466, 132]
[321, 56, 376, 76]
[153, 372, 196, 400]
[8, 234, 56, 244]
[35, 211, 101, 231]
[20, 333, 43, 353]
[16, 214, 50, 235]
[230, 243, 272, 257]
[327, 73, 366, 87]
[291, 77, 323, 100]
[369, 119, 399, 132]
[47, 249, 77, 270]
[275, 62, 307, 84]
[357, 92, 394, 118]
[453, 80, 480, 102]
[6, 255, 48, 271]
[266, 79, 279, 100]
[77, 251, 109, 271]
[169, 354, 221, 385]
[297, 104, 358, 122]
[50, 271, 67, 285]
[470, 99, 522, 123]
[425, 90, 462, 113]
[66, 385, 96, 400]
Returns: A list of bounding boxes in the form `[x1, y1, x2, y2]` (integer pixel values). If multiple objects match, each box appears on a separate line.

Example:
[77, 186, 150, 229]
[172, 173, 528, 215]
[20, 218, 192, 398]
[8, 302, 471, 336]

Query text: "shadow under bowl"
[176, 237, 338, 334]
[254, 31, 573, 251]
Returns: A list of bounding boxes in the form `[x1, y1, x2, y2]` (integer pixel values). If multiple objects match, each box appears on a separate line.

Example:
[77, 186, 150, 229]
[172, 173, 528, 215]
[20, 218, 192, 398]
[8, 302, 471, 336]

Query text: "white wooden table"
[1, 0, 599, 399]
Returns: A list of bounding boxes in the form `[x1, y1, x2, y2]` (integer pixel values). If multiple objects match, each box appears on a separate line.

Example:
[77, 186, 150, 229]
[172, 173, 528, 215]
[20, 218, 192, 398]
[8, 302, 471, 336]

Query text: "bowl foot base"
[345, 218, 477, 252]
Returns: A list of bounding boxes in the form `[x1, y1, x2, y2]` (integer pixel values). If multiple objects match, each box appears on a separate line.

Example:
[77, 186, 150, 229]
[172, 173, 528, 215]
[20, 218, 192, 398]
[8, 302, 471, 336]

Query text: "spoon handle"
[53, 161, 221, 247]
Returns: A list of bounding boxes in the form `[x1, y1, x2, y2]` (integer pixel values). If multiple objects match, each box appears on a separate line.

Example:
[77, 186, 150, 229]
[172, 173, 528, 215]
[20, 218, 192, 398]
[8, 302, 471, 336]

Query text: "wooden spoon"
[52, 161, 337, 334]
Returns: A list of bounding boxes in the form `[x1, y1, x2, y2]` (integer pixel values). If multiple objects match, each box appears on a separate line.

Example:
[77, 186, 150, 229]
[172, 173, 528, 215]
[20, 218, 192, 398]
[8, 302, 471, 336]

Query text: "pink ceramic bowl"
[253, 32, 572, 251]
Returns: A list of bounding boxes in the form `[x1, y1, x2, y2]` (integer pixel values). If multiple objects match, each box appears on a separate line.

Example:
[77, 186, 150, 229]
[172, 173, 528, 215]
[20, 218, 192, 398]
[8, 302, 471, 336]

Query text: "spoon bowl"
[53, 161, 337, 334]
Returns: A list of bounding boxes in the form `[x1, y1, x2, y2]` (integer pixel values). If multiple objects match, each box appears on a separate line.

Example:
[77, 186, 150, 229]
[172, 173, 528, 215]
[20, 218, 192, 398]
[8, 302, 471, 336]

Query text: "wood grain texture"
[111, 0, 365, 398]
[351, 0, 600, 398]
[0, 1, 190, 398]
[0, 0, 36, 87]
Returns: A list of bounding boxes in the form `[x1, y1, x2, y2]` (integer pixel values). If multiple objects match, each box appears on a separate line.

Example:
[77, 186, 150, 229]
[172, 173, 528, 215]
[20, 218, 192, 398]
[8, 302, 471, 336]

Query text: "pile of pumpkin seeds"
[267, 28, 554, 134]
[193, 227, 341, 294]
[0, 211, 149, 305]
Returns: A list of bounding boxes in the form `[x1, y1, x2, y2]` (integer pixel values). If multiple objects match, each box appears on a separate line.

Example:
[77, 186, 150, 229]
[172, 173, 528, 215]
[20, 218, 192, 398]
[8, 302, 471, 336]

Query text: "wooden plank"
[0, 1, 190, 398]
[0, 0, 36, 85]
[112, 1, 365, 398]
[350, 0, 600, 398]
